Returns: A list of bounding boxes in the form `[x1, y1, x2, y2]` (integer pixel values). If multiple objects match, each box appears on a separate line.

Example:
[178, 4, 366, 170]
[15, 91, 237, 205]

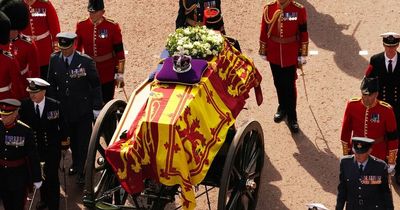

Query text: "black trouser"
[0, 187, 27, 210]
[39, 150, 61, 210]
[68, 116, 92, 175]
[270, 63, 297, 121]
[102, 81, 115, 104]
[41, 65, 49, 80]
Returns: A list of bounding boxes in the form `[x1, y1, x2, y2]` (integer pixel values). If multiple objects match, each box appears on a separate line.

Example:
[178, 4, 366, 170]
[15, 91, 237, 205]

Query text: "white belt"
[20, 65, 29, 75]
[0, 84, 11, 92]
[22, 30, 50, 41]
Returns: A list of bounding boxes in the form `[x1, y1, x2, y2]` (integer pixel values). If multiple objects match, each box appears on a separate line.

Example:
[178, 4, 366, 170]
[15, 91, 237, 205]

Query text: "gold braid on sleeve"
[116, 59, 125, 74]
[300, 42, 309, 56]
[387, 149, 398, 165]
[259, 41, 267, 55]
[341, 141, 349, 155]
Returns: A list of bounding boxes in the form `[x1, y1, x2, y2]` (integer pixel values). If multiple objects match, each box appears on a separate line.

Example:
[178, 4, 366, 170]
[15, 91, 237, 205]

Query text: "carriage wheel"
[217, 120, 265, 210]
[83, 99, 127, 208]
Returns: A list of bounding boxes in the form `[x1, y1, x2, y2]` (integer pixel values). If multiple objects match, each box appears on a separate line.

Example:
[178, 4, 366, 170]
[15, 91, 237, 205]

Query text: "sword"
[62, 150, 68, 210]
[28, 187, 38, 210]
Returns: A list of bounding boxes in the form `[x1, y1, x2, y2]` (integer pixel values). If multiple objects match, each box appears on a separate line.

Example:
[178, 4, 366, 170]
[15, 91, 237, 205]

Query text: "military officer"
[0, 98, 42, 210]
[336, 137, 394, 210]
[1, 0, 40, 99]
[76, 0, 125, 104]
[259, 0, 309, 133]
[0, 10, 25, 100]
[19, 78, 68, 210]
[21, 0, 60, 79]
[47, 32, 102, 184]
[365, 32, 400, 185]
[340, 77, 398, 172]
[176, 0, 225, 33]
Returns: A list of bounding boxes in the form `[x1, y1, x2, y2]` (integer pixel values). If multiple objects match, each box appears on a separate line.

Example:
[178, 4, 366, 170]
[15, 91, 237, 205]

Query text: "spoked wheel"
[218, 120, 265, 210]
[83, 99, 127, 209]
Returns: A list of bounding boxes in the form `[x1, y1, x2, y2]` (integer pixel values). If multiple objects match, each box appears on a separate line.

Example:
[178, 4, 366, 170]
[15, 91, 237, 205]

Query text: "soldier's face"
[29, 90, 45, 103]
[384, 44, 399, 57]
[361, 92, 378, 107]
[0, 111, 18, 126]
[354, 148, 371, 163]
[61, 45, 75, 57]
[9, 30, 18, 40]
[89, 10, 105, 24]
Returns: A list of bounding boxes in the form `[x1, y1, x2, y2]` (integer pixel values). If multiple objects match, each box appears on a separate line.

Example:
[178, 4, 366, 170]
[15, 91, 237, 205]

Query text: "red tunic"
[259, 0, 308, 67]
[0, 48, 25, 100]
[8, 35, 40, 98]
[21, 0, 60, 67]
[341, 97, 399, 163]
[76, 17, 125, 84]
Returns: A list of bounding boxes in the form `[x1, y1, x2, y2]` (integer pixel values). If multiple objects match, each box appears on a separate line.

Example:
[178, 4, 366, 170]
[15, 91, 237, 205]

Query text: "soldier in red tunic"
[340, 77, 398, 173]
[0, 4, 25, 100]
[76, 0, 125, 104]
[259, 0, 308, 133]
[2, 0, 40, 99]
[21, 0, 60, 79]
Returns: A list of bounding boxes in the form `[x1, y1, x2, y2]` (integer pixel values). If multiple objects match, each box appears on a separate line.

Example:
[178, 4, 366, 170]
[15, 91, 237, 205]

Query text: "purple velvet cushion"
[156, 57, 208, 84]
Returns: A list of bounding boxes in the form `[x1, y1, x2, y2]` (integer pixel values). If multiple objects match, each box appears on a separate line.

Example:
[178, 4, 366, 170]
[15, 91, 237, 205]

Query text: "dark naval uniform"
[336, 155, 393, 210]
[176, 0, 225, 32]
[47, 33, 102, 181]
[20, 97, 65, 210]
[0, 120, 41, 210]
[365, 32, 400, 182]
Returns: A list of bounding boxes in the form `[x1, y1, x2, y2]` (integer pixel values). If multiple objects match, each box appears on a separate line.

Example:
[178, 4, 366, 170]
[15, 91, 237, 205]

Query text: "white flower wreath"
[165, 26, 224, 58]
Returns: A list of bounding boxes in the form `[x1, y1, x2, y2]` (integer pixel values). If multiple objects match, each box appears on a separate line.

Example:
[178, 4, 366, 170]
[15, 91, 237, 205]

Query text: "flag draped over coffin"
[105, 40, 262, 210]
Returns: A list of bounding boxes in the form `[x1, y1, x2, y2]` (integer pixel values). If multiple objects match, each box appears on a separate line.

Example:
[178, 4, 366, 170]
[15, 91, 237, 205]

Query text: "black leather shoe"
[68, 167, 77, 175]
[273, 109, 286, 123]
[36, 201, 47, 210]
[288, 120, 299, 133]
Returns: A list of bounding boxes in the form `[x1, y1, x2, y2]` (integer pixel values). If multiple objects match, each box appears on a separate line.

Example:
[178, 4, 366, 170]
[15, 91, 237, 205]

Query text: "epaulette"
[17, 120, 31, 129]
[77, 17, 88, 24]
[1, 50, 13, 59]
[349, 97, 361, 102]
[20, 34, 32, 43]
[266, 0, 276, 6]
[105, 17, 117, 24]
[378, 100, 392, 108]
[292, 1, 304, 8]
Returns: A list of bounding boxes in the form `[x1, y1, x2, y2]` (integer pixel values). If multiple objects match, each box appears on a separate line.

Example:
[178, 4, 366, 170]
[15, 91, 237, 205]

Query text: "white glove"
[298, 56, 307, 65]
[259, 55, 266, 60]
[388, 164, 395, 174]
[34, 181, 42, 189]
[93, 110, 101, 119]
[114, 73, 124, 82]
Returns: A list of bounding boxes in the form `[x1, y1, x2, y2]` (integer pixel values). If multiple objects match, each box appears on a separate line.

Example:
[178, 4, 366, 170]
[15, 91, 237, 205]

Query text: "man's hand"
[93, 110, 101, 119]
[388, 164, 396, 174]
[34, 181, 42, 189]
[61, 137, 70, 151]
[115, 73, 124, 88]
[298, 56, 307, 66]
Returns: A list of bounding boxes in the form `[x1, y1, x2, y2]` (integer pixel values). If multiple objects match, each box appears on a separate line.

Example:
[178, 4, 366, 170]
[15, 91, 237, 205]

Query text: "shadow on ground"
[298, 0, 369, 79]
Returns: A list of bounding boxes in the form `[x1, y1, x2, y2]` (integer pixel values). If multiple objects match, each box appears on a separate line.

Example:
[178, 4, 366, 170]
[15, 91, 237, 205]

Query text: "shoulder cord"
[263, 0, 291, 38]
[182, 0, 198, 15]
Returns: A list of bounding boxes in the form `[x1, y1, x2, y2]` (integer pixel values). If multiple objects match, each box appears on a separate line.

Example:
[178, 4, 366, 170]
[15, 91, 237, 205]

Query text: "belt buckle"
[358, 199, 364, 205]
